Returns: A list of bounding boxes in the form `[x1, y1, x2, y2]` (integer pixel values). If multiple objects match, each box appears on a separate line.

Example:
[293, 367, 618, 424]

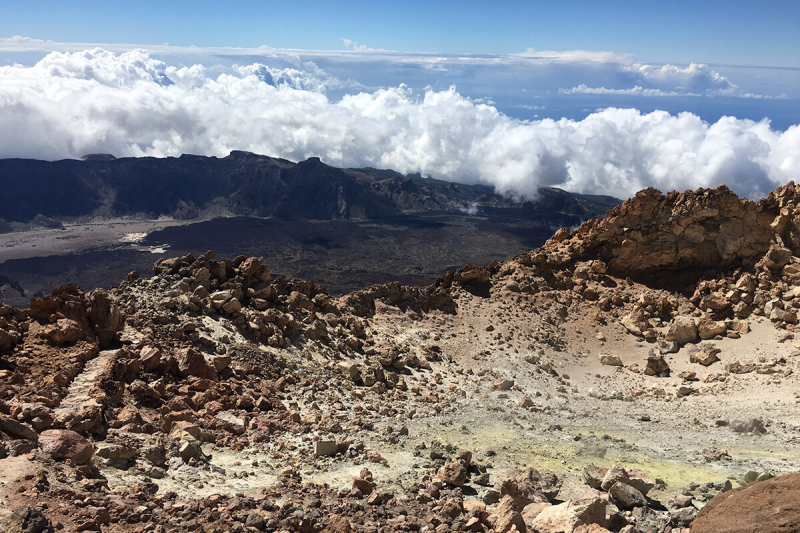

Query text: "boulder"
[39, 429, 94, 464]
[697, 315, 726, 340]
[215, 411, 245, 435]
[95, 444, 136, 466]
[607, 482, 646, 510]
[326, 516, 353, 533]
[701, 292, 729, 311]
[211, 354, 232, 371]
[352, 476, 374, 495]
[691, 473, 800, 533]
[493, 379, 515, 391]
[44, 318, 82, 345]
[87, 289, 124, 347]
[238, 257, 265, 278]
[139, 346, 161, 371]
[730, 419, 766, 435]
[600, 465, 629, 492]
[522, 502, 552, 526]
[245, 512, 265, 530]
[438, 460, 467, 486]
[582, 465, 608, 490]
[0, 505, 52, 533]
[531, 497, 607, 533]
[657, 339, 679, 354]
[598, 353, 623, 367]
[487, 495, 526, 533]
[666, 316, 698, 344]
[0, 416, 38, 441]
[222, 298, 242, 314]
[624, 468, 655, 495]
[644, 352, 670, 377]
[690, 345, 721, 366]
[761, 244, 792, 270]
[178, 349, 218, 381]
[501, 468, 561, 506]
[669, 507, 698, 528]
[178, 436, 202, 462]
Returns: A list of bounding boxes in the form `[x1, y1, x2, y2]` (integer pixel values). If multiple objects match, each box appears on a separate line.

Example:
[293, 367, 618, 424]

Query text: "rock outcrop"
[691, 473, 800, 533]
[533, 183, 800, 274]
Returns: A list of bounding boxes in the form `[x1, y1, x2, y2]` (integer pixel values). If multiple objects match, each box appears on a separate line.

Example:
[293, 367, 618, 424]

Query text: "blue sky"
[3, 0, 800, 66]
[0, 1, 799, 200]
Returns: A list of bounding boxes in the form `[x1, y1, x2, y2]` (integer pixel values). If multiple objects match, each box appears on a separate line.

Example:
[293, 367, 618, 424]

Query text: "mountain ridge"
[0, 151, 619, 225]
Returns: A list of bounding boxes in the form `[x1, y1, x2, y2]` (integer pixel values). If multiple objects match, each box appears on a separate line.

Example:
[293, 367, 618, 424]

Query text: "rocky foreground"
[3, 184, 800, 532]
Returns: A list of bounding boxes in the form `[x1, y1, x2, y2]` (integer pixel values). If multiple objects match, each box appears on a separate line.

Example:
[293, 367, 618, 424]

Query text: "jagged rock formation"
[533, 183, 800, 273]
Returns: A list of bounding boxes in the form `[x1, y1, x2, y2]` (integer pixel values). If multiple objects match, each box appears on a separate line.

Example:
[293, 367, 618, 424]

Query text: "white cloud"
[561, 62, 784, 99]
[515, 48, 633, 64]
[340, 39, 390, 53]
[560, 85, 688, 97]
[0, 48, 797, 201]
[1, 35, 53, 43]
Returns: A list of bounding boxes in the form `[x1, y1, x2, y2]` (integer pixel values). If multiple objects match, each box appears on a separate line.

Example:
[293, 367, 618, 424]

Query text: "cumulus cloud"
[0, 48, 798, 200]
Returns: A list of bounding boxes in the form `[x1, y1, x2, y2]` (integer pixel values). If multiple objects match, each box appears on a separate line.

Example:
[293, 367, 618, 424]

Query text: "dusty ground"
[0, 217, 195, 263]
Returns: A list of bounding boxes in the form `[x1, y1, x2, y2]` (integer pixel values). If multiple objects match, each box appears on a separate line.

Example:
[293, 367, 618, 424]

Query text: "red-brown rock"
[178, 349, 218, 381]
[39, 429, 94, 464]
[438, 460, 467, 486]
[691, 473, 800, 533]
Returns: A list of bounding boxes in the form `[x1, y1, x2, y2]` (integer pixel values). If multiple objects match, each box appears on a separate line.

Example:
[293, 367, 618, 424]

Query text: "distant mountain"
[0, 151, 620, 223]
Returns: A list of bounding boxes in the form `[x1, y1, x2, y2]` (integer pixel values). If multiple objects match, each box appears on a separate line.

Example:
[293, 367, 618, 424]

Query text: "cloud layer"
[1, 48, 798, 200]
[562, 62, 783, 99]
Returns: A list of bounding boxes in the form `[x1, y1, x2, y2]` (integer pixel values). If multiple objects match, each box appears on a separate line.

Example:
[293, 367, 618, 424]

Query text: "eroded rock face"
[691, 473, 800, 533]
[533, 183, 800, 274]
[27, 284, 124, 348]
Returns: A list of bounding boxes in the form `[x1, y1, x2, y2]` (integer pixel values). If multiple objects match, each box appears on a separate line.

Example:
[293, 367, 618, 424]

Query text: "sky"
[0, 1, 799, 200]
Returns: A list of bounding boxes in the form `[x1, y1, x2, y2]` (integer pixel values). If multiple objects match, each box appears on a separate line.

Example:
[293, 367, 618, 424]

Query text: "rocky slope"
[0, 152, 617, 225]
[2, 184, 800, 532]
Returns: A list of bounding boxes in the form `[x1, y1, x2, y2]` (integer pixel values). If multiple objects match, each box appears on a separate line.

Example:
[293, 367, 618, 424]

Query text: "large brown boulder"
[39, 429, 94, 465]
[691, 473, 800, 533]
[438, 460, 467, 486]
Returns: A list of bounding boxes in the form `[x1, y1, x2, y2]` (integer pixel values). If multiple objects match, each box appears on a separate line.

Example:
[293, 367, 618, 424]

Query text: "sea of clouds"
[0, 47, 798, 200]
